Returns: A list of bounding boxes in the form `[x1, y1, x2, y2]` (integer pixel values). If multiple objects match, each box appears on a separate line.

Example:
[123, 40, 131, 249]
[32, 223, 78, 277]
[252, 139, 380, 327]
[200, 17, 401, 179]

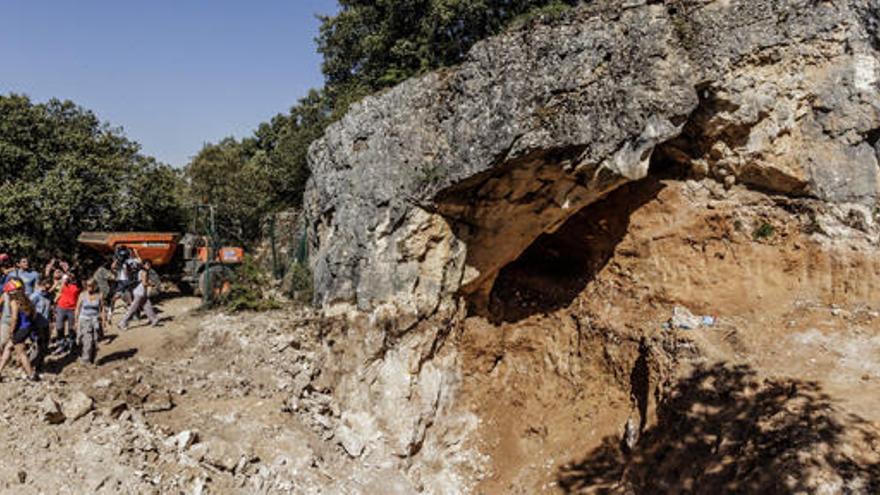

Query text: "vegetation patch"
[223, 256, 282, 312]
[752, 222, 775, 241]
[284, 261, 314, 304]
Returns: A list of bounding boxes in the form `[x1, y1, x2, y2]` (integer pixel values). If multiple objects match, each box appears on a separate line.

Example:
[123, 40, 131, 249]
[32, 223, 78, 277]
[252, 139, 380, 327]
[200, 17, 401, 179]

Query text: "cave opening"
[485, 147, 687, 323]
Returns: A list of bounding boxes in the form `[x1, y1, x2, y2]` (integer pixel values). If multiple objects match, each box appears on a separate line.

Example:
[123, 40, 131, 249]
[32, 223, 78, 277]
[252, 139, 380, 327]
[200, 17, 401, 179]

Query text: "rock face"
[306, 3, 695, 321]
[663, 0, 880, 203]
[303, 5, 880, 488]
[305, 0, 880, 322]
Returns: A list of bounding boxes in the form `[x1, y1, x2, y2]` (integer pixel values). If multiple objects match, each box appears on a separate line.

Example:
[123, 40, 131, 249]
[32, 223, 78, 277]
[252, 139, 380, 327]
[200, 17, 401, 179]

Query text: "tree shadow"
[558, 363, 880, 494]
[488, 176, 665, 323]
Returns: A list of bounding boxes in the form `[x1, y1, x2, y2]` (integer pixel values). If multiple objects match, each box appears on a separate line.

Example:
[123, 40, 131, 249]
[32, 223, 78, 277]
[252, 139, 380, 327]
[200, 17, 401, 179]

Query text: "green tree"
[185, 90, 332, 246]
[0, 94, 186, 257]
[186, 1, 577, 248]
[318, 0, 578, 101]
[251, 89, 332, 209]
[186, 137, 274, 244]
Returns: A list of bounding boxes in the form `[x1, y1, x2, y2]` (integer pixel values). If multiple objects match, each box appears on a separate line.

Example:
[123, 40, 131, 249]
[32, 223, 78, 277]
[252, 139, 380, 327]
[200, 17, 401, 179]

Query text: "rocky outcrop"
[306, 2, 697, 321]
[302, 6, 880, 490]
[663, 0, 880, 202]
[305, 0, 880, 322]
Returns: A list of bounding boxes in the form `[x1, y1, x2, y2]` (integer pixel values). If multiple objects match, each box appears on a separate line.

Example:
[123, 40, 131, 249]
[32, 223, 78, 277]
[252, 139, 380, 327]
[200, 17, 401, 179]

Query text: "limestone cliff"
[301, 2, 880, 491]
[305, 0, 880, 325]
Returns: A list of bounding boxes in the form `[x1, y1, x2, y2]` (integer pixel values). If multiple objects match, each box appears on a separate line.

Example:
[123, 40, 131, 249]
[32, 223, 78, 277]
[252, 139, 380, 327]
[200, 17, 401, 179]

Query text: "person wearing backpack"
[0, 279, 39, 382]
[28, 279, 53, 371]
[109, 248, 138, 319]
[118, 259, 160, 330]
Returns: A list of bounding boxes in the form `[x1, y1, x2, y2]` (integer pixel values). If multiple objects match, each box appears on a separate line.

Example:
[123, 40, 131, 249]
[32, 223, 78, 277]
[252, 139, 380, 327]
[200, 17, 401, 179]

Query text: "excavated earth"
[459, 174, 880, 494]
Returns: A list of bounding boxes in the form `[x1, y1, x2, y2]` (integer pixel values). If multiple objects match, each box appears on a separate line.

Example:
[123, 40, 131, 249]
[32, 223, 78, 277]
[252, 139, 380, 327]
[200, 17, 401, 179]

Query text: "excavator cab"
[178, 233, 242, 294]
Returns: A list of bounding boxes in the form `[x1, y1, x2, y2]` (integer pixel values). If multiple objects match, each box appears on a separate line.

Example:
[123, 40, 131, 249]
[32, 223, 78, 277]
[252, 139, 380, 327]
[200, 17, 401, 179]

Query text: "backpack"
[146, 269, 162, 298]
[16, 310, 32, 332]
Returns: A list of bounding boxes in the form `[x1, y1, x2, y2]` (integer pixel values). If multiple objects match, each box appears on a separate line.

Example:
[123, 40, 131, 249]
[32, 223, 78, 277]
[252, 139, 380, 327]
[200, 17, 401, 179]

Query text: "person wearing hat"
[0, 279, 39, 382]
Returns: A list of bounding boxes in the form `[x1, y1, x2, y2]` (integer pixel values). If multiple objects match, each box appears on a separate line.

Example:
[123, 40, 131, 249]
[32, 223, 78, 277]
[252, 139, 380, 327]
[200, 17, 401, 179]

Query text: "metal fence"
[266, 211, 308, 282]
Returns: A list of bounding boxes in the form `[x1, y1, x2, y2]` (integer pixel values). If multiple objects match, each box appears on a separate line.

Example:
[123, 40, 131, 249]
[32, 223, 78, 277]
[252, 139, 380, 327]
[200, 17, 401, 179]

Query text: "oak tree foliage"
[0, 94, 186, 257]
[187, 0, 575, 245]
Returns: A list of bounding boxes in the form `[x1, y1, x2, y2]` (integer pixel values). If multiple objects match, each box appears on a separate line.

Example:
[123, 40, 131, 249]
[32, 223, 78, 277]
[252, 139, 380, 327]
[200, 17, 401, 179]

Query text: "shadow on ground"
[97, 348, 138, 366]
[558, 362, 880, 494]
[43, 349, 78, 375]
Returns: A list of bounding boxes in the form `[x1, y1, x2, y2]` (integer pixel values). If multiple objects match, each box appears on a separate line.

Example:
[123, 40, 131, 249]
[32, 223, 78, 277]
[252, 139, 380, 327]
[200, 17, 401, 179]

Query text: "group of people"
[0, 247, 161, 382]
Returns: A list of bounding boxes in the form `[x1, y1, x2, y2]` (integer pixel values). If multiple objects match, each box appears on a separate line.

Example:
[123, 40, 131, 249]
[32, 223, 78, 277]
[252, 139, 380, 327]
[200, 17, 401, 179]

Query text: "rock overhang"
[304, 0, 880, 321]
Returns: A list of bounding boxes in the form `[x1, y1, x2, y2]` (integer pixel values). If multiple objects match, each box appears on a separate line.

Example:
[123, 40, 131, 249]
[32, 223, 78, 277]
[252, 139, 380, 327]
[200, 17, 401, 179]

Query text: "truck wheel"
[178, 281, 195, 296]
[199, 266, 233, 300]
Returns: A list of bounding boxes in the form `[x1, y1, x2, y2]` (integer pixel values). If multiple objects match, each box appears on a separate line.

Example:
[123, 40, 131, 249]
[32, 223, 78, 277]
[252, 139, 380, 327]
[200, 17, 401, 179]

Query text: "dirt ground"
[459, 177, 880, 494]
[0, 296, 372, 494]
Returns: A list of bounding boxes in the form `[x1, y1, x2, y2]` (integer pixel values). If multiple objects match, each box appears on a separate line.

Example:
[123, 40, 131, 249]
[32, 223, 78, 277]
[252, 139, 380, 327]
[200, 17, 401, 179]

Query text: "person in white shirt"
[117, 259, 160, 330]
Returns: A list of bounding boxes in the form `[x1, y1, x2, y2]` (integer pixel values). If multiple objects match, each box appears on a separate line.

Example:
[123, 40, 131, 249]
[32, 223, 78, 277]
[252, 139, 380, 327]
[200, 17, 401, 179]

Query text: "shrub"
[752, 222, 775, 241]
[283, 261, 314, 304]
[223, 256, 281, 312]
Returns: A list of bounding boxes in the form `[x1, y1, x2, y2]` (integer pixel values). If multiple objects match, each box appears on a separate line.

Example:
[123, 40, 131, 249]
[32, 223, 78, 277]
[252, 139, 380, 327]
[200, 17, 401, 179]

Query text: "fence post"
[201, 205, 217, 309]
[269, 214, 281, 280]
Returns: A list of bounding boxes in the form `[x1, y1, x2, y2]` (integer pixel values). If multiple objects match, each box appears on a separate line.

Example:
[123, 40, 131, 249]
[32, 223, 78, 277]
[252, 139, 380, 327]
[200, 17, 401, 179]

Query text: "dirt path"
[31, 295, 203, 391]
[0, 297, 361, 494]
[100, 296, 203, 360]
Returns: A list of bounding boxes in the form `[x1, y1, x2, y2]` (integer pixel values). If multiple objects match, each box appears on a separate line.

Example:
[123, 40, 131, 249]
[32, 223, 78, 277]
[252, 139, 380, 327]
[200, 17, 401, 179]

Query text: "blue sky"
[0, 0, 338, 167]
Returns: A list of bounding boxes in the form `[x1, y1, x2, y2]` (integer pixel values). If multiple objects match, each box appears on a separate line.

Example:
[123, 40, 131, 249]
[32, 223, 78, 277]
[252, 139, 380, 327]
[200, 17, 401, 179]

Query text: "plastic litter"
[670, 306, 701, 330]
[668, 306, 717, 330]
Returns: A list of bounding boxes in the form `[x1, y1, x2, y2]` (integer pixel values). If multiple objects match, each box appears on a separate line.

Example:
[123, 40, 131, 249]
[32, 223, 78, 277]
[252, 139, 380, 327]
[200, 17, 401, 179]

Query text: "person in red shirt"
[54, 273, 81, 354]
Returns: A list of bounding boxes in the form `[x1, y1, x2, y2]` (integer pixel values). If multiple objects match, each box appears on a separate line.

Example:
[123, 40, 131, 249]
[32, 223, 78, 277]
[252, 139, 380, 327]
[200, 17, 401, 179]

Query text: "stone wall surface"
[300, 2, 880, 492]
[305, 0, 880, 321]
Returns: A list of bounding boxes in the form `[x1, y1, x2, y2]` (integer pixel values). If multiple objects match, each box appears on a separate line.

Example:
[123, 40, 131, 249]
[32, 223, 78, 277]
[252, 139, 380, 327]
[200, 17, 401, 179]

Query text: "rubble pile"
[0, 307, 479, 494]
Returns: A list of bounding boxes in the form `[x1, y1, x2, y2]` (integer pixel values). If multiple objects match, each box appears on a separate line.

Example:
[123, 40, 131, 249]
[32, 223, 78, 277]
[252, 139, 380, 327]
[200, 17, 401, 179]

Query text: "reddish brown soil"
[458, 178, 880, 494]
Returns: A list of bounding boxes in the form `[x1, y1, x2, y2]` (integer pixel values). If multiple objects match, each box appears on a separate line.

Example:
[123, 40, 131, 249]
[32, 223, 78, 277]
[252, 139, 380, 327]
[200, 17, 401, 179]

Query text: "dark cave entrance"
[485, 149, 684, 324]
